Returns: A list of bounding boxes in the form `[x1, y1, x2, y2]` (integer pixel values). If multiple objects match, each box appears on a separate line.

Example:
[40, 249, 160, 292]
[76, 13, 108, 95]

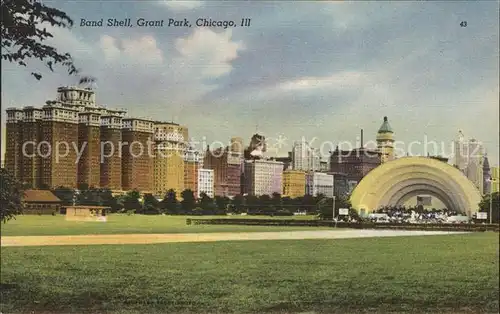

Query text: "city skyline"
[2, 1, 499, 166]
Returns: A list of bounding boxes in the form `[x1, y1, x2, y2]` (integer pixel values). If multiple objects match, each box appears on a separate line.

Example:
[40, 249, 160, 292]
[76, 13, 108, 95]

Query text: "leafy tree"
[100, 189, 121, 213]
[282, 196, 295, 212]
[161, 189, 178, 214]
[271, 192, 282, 211]
[180, 189, 196, 213]
[314, 193, 326, 204]
[479, 192, 499, 223]
[301, 194, 316, 213]
[318, 196, 351, 220]
[0, 168, 25, 223]
[142, 193, 160, 215]
[199, 192, 215, 213]
[122, 190, 141, 212]
[245, 195, 259, 213]
[214, 195, 230, 211]
[231, 194, 244, 213]
[1, 0, 94, 82]
[51, 187, 76, 206]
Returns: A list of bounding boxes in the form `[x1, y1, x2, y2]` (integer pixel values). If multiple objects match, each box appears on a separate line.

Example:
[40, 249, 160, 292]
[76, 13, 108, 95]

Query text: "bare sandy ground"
[0, 230, 469, 247]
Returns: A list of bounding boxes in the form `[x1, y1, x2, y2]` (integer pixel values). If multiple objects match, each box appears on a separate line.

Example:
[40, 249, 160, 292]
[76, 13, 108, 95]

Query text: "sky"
[2, 0, 499, 166]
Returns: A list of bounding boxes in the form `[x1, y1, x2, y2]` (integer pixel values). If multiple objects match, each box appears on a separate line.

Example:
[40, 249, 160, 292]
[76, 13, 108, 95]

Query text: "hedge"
[186, 218, 499, 232]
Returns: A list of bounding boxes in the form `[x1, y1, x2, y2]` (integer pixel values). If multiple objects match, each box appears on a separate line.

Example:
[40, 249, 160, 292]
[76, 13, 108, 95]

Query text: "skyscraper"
[329, 146, 381, 183]
[153, 122, 188, 195]
[5, 108, 24, 180]
[453, 131, 484, 193]
[100, 108, 126, 191]
[184, 146, 200, 197]
[77, 105, 106, 189]
[204, 138, 243, 198]
[291, 141, 320, 171]
[243, 159, 283, 196]
[40, 93, 81, 188]
[282, 170, 306, 198]
[197, 168, 215, 198]
[121, 118, 154, 192]
[20, 106, 43, 188]
[306, 172, 334, 197]
[491, 167, 499, 193]
[244, 133, 266, 159]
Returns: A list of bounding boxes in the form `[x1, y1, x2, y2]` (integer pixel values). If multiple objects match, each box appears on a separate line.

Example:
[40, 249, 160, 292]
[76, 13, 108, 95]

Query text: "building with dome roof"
[376, 116, 395, 163]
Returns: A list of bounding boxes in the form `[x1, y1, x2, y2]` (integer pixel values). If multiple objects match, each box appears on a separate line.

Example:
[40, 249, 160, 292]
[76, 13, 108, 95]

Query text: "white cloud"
[174, 28, 245, 78]
[278, 71, 366, 91]
[161, 0, 203, 11]
[99, 35, 164, 64]
[100, 35, 121, 61]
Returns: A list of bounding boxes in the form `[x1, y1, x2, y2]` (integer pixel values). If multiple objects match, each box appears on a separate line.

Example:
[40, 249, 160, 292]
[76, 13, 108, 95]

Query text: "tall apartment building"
[244, 133, 266, 159]
[20, 107, 43, 188]
[122, 118, 154, 192]
[184, 147, 200, 197]
[330, 172, 350, 197]
[491, 167, 499, 193]
[282, 170, 306, 198]
[100, 108, 126, 191]
[204, 137, 243, 197]
[4, 86, 156, 192]
[153, 122, 188, 195]
[306, 172, 334, 197]
[77, 106, 106, 188]
[5, 108, 24, 180]
[40, 98, 80, 188]
[330, 147, 381, 182]
[454, 131, 468, 171]
[453, 131, 484, 193]
[291, 141, 320, 171]
[243, 159, 283, 196]
[197, 168, 214, 198]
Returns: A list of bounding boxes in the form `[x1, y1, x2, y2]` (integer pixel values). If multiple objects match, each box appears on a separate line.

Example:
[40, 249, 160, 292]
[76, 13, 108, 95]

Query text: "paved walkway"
[0, 230, 469, 247]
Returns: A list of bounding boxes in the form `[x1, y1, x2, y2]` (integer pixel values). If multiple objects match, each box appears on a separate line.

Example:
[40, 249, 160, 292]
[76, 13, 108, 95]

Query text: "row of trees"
[2, 167, 499, 223]
[52, 187, 353, 219]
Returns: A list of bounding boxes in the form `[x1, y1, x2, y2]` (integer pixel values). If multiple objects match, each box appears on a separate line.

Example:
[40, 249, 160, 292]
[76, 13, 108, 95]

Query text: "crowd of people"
[369, 206, 470, 224]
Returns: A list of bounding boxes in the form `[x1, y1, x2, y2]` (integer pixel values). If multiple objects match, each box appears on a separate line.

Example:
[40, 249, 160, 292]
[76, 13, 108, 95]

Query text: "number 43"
[460, 21, 467, 27]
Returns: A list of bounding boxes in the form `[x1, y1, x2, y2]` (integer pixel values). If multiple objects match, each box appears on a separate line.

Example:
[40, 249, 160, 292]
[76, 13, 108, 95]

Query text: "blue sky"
[2, 0, 499, 166]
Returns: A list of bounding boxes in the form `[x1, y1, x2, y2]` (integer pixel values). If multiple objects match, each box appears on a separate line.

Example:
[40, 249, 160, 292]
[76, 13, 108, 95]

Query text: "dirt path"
[0, 230, 469, 247]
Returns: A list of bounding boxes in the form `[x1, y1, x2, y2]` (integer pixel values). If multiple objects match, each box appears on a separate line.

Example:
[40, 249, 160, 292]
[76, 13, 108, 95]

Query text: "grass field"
[1, 233, 498, 313]
[0, 214, 323, 236]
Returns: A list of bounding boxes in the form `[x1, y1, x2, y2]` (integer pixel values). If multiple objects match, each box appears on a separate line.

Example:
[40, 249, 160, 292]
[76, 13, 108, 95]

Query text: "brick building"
[184, 147, 200, 197]
[100, 109, 126, 191]
[329, 147, 381, 182]
[122, 118, 154, 192]
[204, 137, 243, 197]
[21, 107, 43, 188]
[153, 122, 189, 195]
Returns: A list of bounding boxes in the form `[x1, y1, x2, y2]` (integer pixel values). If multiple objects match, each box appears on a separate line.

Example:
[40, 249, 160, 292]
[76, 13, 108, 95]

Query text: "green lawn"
[0, 214, 323, 236]
[1, 233, 498, 313]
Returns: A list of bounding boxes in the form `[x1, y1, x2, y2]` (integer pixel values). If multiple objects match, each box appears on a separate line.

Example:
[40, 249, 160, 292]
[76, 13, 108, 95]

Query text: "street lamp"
[332, 195, 336, 221]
